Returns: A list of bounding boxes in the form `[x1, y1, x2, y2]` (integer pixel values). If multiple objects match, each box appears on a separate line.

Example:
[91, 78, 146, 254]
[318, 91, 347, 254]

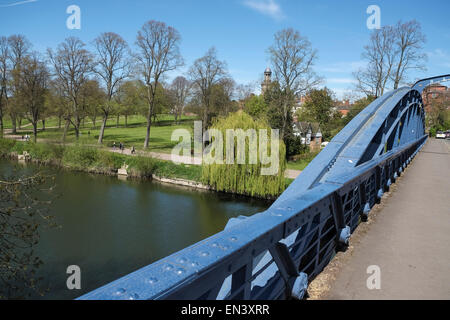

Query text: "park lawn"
[286, 151, 320, 171]
[11, 114, 198, 153]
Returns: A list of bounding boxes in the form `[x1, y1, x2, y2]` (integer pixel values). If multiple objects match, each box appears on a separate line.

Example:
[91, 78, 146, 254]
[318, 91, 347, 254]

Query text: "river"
[0, 159, 270, 300]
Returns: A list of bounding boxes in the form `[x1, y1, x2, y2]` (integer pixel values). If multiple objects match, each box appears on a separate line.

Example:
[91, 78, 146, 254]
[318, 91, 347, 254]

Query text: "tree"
[135, 20, 183, 148]
[268, 28, 321, 139]
[345, 95, 376, 123]
[392, 20, 426, 89]
[79, 79, 105, 130]
[355, 26, 396, 97]
[0, 37, 9, 136]
[0, 171, 55, 299]
[14, 53, 48, 142]
[170, 76, 191, 124]
[7, 34, 31, 134]
[116, 80, 146, 127]
[189, 47, 227, 134]
[299, 88, 335, 125]
[244, 94, 267, 120]
[93, 32, 130, 144]
[355, 20, 426, 95]
[47, 37, 93, 140]
[201, 111, 286, 198]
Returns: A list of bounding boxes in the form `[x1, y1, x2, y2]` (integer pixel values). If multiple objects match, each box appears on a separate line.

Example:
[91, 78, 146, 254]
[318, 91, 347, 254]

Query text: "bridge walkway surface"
[316, 138, 450, 300]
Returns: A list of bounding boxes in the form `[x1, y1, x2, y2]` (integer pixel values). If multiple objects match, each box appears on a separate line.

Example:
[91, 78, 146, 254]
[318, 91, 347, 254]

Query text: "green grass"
[286, 151, 320, 171]
[6, 114, 198, 153]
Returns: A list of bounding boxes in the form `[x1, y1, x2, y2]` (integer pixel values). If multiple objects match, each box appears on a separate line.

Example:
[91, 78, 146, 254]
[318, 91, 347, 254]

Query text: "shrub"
[26, 143, 65, 162]
[97, 151, 125, 170]
[127, 156, 157, 178]
[0, 138, 16, 156]
[62, 145, 99, 169]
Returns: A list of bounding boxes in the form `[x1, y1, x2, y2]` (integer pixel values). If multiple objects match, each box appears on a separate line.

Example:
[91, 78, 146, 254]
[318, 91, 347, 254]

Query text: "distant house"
[333, 99, 352, 117]
[293, 121, 322, 151]
[422, 83, 449, 112]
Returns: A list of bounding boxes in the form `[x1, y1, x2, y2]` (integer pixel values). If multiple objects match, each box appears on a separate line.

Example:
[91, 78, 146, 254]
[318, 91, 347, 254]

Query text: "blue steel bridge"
[79, 75, 450, 300]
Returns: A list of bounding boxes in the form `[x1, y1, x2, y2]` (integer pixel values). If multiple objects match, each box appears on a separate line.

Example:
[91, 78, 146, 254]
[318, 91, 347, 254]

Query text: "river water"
[0, 159, 270, 300]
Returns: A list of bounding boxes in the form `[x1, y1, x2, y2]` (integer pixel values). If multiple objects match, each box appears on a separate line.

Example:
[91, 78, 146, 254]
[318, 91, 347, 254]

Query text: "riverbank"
[0, 138, 293, 199]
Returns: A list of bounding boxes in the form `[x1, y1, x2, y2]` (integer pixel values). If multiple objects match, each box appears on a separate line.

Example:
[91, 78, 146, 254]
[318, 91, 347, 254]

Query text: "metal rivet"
[128, 293, 139, 300]
[175, 268, 185, 275]
[164, 264, 174, 271]
[230, 236, 237, 241]
[200, 251, 209, 257]
[147, 277, 158, 284]
[116, 288, 126, 295]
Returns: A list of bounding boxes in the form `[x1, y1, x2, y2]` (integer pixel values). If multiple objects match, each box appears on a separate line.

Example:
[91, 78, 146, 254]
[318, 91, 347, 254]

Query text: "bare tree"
[93, 32, 130, 144]
[135, 20, 183, 148]
[268, 28, 321, 137]
[189, 47, 227, 133]
[7, 34, 31, 134]
[170, 76, 191, 124]
[14, 53, 48, 142]
[47, 37, 93, 140]
[0, 37, 9, 136]
[392, 20, 427, 89]
[355, 20, 426, 96]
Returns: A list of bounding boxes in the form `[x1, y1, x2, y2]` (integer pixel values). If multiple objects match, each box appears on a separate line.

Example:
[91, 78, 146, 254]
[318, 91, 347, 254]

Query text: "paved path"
[322, 139, 450, 300]
[2, 133, 303, 179]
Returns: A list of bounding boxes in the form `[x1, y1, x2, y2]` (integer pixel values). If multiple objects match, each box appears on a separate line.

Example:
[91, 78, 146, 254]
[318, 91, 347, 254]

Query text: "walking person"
[131, 146, 136, 154]
[113, 142, 116, 150]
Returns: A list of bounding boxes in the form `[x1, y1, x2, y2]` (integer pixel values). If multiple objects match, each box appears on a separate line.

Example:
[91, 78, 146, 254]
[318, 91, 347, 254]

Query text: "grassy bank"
[0, 138, 201, 181]
[287, 151, 320, 171]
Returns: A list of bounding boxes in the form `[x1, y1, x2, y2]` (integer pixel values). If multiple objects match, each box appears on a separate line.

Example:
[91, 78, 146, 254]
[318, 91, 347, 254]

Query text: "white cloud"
[242, 0, 285, 21]
[0, 0, 37, 8]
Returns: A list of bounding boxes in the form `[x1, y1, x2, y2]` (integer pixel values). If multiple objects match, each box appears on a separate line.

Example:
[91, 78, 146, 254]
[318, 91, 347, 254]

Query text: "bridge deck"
[322, 139, 450, 299]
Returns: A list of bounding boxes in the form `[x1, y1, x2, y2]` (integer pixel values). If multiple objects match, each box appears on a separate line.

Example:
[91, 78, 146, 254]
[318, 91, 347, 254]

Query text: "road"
[320, 138, 450, 300]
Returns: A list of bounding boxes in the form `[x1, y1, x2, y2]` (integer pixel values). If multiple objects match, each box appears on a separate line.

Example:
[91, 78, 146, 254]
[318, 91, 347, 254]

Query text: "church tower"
[261, 67, 272, 94]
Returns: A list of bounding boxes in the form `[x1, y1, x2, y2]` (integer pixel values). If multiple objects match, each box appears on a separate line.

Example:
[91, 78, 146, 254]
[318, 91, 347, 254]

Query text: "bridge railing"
[79, 85, 428, 300]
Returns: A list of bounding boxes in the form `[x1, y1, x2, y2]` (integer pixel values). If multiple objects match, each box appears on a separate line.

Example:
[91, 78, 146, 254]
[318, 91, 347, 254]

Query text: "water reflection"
[0, 159, 269, 299]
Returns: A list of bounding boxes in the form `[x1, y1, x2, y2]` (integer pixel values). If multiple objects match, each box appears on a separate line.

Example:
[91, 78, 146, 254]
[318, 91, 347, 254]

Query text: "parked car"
[445, 130, 450, 139]
[436, 131, 446, 139]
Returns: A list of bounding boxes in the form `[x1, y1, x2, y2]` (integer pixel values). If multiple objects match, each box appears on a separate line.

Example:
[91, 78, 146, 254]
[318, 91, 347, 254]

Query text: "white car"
[436, 131, 446, 139]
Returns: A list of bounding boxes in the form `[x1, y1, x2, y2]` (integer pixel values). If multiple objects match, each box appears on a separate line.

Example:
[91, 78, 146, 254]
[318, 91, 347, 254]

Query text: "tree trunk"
[42, 119, 45, 131]
[18, 117, 22, 129]
[144, 104, 153, 148]
[10, 113, 16, 134]
[116, 114, 119, 128]
[0, 115, 3, 137]
[98, 115, 108, 144]
[32, 122, 37, 143]
[58, 115, 62, 129]
[62, 119, 70, 142]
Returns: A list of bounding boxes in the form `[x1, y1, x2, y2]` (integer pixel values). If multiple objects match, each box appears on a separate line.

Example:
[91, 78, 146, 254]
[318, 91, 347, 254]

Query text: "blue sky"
[1, 0, 449, 98]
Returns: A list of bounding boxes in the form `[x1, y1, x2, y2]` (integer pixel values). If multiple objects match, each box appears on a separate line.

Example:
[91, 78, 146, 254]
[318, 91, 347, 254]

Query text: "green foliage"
[62, 145, 99, 169]
[125, 156, 157, 177]
[28, 143, 65, 162]
[244, 95, 268, 120]
[287, 151, 320, 171]
[299, 88, 335, 125]
[0, 138, 16, 157]
[201, 111, 286, 198]
[345, 95, 376, 123]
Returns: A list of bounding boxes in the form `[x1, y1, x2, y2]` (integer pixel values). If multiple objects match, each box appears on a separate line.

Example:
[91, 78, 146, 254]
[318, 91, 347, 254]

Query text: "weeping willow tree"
[201, 111, 286, 198]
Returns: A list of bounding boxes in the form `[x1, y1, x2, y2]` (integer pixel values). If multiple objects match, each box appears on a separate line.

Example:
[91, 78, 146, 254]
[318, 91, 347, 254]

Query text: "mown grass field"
[5, 114, 197, 154]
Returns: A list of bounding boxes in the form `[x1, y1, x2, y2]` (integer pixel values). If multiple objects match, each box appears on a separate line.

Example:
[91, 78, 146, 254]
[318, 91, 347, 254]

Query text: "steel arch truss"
[78, 86, 428, 301]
